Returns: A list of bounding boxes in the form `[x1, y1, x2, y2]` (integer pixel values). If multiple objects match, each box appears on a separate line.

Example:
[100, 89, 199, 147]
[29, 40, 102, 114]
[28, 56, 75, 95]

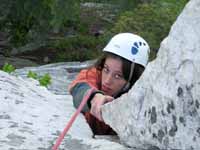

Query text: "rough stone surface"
[102, 0, 200, 150]
[0, 55, 38, 69]
[0, 69, 133, 150]
[13, 60, 95, 95]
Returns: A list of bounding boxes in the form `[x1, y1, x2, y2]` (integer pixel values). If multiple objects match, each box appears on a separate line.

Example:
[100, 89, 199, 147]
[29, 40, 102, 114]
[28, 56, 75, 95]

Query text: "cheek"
[112, 81, 126, 92]
[101, 73, 105, 82]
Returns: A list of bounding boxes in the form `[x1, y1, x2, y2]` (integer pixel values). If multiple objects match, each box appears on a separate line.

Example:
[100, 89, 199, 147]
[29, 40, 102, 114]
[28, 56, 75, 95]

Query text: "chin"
[108, 92, 114, 96]
[103, 91, 112, 96]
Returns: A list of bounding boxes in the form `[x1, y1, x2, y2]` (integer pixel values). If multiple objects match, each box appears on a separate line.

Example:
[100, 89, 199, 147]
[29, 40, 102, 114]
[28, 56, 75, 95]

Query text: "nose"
[104, 73, 113, 85]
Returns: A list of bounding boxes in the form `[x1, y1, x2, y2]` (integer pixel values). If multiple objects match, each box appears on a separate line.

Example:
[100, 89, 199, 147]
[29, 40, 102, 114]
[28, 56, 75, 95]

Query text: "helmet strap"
[122, 62, 135, 92]
[113, 62, 135, 98]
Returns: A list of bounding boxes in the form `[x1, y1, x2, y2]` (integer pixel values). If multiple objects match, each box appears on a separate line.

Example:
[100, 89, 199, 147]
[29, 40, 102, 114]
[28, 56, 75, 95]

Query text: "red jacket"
[69, 67, 116, 135]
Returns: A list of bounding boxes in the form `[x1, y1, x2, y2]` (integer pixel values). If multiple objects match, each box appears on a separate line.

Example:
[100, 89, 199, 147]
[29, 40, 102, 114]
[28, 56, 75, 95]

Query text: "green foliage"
[27, 71, 38, 79]
[83, 0, 143, 11]
[38, 74, 51, 87]
[109, 0, 188, 61]
[0, 0, 146, 48]
[1, 0, 81, 47]
[0, 0, 189, 63]
[27, 71, 51, 87]
[108, 0, 142, 11]
[52, 34, 103, 62]
[2, 63, 16, 73]
[1, 64, 51, 87]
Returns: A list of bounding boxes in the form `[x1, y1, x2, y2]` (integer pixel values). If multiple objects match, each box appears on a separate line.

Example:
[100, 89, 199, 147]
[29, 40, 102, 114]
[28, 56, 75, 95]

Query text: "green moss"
[27, 71, 38, 79]
[27, 71, 51, 87]
[38, 74, 51, 87]
[2, 63, 16, 73]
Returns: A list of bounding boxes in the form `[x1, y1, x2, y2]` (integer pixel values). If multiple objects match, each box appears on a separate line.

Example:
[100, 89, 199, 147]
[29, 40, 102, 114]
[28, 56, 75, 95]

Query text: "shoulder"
[79, 67, 100, 77]
[68, 67, 101, 92]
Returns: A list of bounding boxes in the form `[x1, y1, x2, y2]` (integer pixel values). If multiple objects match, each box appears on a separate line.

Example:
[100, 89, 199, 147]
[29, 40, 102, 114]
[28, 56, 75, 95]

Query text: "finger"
[90, 105, 96, 117]
[97, 105, 104, 121]
[91, 105, 102, 121]
[90, 105, 99, 119]
[98, 108, 103, 121]
[95, 109, 102, 121]
[94, 104, 101, 121]
[105, 96, 114, 102]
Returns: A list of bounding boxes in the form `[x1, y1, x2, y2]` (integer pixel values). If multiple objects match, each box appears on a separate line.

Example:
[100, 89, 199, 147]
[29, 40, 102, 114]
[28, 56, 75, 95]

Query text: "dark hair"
[93, 52, 145, 94]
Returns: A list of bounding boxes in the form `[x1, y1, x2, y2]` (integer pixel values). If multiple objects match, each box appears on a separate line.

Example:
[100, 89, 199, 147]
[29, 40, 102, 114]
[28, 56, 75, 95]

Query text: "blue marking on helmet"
[134, 42, 139, 48]
[131, 46, 138, 55]
[131, 42, 139, 55]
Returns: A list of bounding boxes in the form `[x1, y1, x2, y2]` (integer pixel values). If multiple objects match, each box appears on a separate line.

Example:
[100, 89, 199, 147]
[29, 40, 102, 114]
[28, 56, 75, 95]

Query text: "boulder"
[0, 55, 38, 69]
[102, 0, 200, 149]
[0, 70, 131, 150]
[13, 60, 95, 95]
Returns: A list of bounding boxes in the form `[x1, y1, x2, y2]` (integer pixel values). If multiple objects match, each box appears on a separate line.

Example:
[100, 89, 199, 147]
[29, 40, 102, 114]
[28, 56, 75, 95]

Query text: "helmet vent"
[114, 44, 120, 48]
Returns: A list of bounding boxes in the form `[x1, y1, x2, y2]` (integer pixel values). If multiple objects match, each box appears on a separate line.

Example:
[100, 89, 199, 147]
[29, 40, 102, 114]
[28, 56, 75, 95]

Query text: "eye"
[103, 66, 109, 74]
[114, 74, 123, 80]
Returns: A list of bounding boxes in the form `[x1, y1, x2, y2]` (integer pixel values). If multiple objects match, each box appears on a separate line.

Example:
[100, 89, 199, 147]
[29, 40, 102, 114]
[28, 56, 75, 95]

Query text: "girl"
[69, 33, 150, 135]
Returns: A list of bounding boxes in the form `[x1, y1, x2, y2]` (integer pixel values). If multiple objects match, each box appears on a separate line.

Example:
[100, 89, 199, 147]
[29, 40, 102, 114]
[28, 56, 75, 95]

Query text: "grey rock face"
[0, 55, 38, 69]
[0, 70, 132, 150]
[102, 0, 200, 149]
[0, 70, 91, 149]
[14, 60, 94, 95]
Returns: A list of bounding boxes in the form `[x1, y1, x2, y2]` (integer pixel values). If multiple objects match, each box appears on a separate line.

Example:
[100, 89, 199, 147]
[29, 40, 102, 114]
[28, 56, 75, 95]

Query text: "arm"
[71, 82, 103, 112]
[71, 83, 113, 120]
[90, 93, 114, 121]
[69, 68, 114, 120]
[69, 68, 103, 112]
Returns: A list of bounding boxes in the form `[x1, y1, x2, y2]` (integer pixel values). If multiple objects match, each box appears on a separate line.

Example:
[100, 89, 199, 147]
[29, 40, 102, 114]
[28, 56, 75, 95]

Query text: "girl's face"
[101, 57, 127, 96]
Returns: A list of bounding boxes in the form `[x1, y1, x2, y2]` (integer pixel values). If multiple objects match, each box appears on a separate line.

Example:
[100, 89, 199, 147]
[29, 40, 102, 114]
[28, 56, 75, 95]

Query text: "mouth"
[102, 85, 111, 93]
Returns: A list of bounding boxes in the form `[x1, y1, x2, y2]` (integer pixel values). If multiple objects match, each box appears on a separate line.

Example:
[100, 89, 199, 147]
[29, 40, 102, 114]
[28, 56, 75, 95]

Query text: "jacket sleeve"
[71, 82, 92, 112]
[68, 68, 99, 93]
[68, 68, 103, 112]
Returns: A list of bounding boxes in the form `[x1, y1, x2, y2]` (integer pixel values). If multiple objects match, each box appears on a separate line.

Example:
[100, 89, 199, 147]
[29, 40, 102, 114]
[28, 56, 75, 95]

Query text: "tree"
[0, 0, 81, 47]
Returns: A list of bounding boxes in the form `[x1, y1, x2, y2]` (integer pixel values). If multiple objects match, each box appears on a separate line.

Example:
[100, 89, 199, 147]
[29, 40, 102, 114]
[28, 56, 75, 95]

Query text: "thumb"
[105, 95, 114, 103]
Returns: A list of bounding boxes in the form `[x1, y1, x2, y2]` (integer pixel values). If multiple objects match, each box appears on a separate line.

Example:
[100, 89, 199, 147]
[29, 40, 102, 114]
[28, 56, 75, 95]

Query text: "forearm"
[71, 82, 91, 112]
[71, 82, 104, 113]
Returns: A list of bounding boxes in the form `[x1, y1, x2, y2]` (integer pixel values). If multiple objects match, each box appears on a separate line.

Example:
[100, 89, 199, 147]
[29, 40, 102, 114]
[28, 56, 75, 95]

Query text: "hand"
[90, 93, 114, 121]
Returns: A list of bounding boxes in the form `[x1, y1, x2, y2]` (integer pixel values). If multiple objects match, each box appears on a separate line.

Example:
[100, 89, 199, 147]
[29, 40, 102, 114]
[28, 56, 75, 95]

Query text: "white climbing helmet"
[103, 33, 150, 67]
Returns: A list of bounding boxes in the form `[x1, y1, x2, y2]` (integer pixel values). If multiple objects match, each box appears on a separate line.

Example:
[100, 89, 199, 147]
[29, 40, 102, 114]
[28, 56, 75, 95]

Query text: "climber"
[68, 33, 150, 135]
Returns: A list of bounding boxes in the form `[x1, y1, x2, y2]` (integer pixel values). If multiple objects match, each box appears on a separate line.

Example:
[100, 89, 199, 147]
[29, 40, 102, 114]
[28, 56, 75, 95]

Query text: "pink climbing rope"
[52, 88, 94, 150]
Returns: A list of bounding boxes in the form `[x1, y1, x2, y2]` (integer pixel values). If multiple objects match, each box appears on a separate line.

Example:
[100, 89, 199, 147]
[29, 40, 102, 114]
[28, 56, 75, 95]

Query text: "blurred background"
[0, 0, 188, 68]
